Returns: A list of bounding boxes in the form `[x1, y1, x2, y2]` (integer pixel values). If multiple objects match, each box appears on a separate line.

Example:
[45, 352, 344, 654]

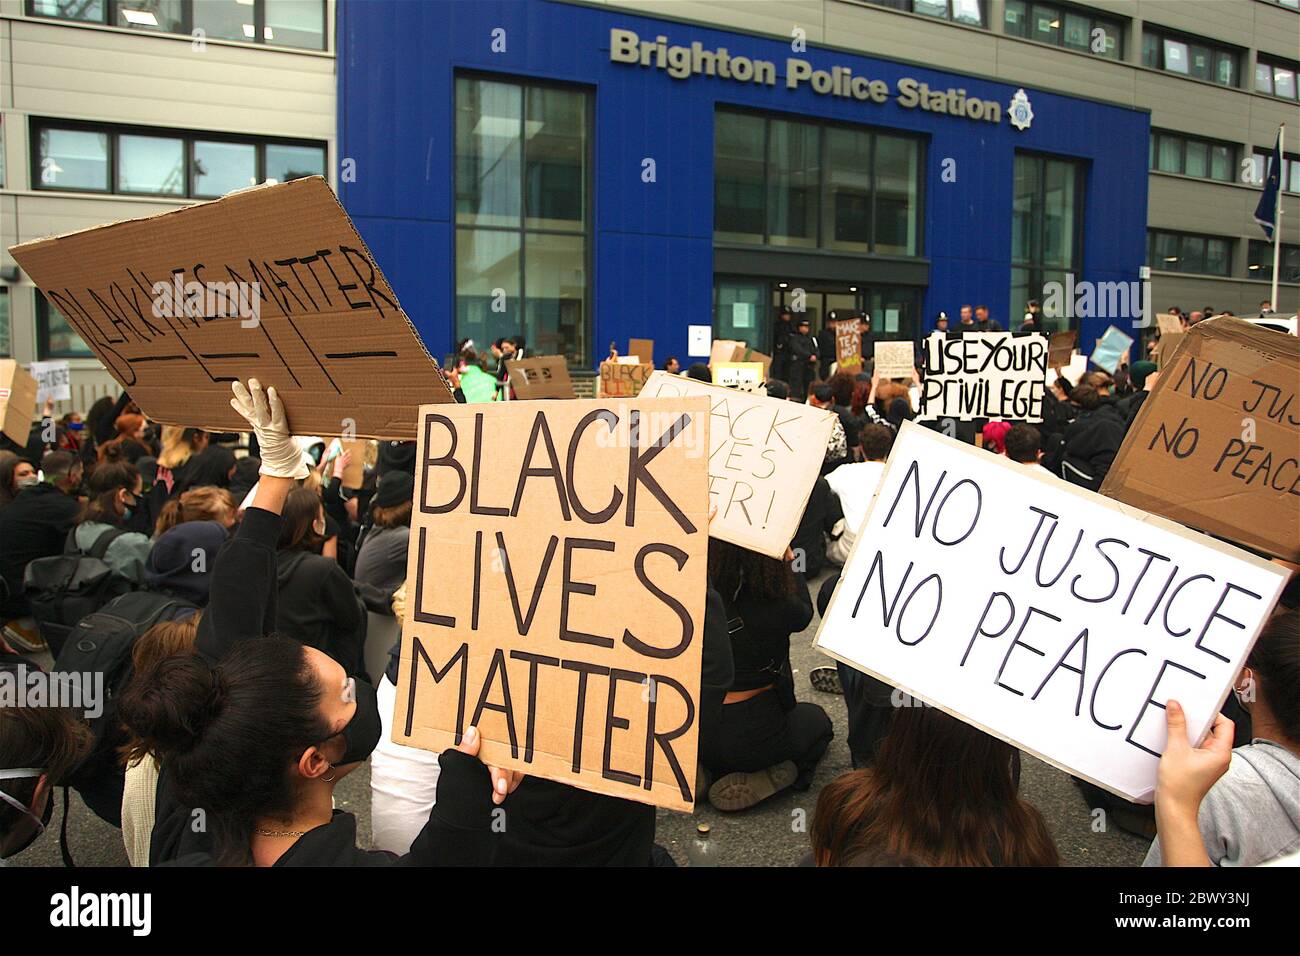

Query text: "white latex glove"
[230, 379, 309, 479]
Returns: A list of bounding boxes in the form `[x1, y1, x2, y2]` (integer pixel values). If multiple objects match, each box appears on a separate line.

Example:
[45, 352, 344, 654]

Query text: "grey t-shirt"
[354, 525, 410, 593]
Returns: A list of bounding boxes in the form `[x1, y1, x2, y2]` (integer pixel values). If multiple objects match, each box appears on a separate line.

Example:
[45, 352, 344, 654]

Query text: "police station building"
[341, 0, 1150, 371]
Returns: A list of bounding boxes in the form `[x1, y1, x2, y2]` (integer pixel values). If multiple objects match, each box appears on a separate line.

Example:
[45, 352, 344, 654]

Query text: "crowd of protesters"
[0, 302, 1296, 868]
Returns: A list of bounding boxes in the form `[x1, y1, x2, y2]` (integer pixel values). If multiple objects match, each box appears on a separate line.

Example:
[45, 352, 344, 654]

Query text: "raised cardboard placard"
[834, 320, 862, 368]
[1156, 332, 1185, 370]
[393, 398, 710, 810]
[507, 356, 576, 400]
[816, 421, 1289, 803]
[919, 332, 1048, 422]
[709, 339, 746, 368]
[712, 361, 765, 392]
[599, 361, 651, 398]
[640, 370, 835, 558]
[1047, 330, 1078, 370]
[628, 338, 654, 366]
[7, 177, 454, 439]
[1091, 325, 1134, 375]
[0, 360, 39, 446]
[1100, 317, 1300, 563]
[1155, 313, 1183, 335]
[873, 341, 915, 380]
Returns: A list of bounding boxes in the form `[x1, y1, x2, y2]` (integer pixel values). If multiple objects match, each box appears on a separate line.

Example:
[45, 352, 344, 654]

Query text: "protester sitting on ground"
[1117, 360, 1158, 425]
[700, 539, 831, 811]
[1048, 384, 1126, 491]
[226, 456, 261, 507]
[98, 413, 151, 464]
[0, 452, 37, 510]
[120, 615, 202, 866]
[0, 452, 84, 649]
[764, 378, 789, 400]
[73, 450, 153, 586]
[809, 383, 858, 470]
[354, 471, 412, 595]
[154, 486, 238, 536]
[824, 424, 894, 567]
[1145, 610, 1300, 867]
[1003, 425, 1053, 475]
[0, 671, 92, 862]
[274, 486, 366, 676]
[172, 444, 237, 496]
[686, 362, 712, 382]
[981, 420, 1011, 455]
[663, 356, 681, 374]
[790, 476, 842, 582]
[810, 705, 1059, 866]
[849, 374, 892, 433]
[154, 426, 209, 496]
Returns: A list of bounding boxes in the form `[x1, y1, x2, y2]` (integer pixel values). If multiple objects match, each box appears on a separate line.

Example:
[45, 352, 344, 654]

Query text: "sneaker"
[2, 619, 46, 655]
[809, 666, 843, 695]
[708, 760, 799, 812]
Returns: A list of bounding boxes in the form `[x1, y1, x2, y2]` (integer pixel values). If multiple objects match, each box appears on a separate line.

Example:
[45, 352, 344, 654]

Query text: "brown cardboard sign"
[600, 361, 651, 397]
[1155, 313, 1184, 335]
[507, 356, 576, 400]
[834, 320, 862, 367]
[873, 341, 914, 380]
[0, 360, 39, 446]
[7, 177, 453, 439]
[640, 370, 836, 558]
[1156, 332, 1185, 370]
[628, 338, 654, 366]
[393, 398, 711, 810]
[742, 348, 773, 381]
[341, 439, 368, 488]
[1100, 317, 1300, 562]
[1048, 330, 1078, 369]
[709, 339, 746, 368]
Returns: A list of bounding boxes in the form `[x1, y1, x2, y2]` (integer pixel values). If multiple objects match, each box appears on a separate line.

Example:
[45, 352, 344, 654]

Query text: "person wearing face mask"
[1144, 609, 1300, 867]
[0, 452, 84, 650]
[273, 486, 366, 677]
[0, 453, 39, 510]
[120, 379, 522, 867]
[71, 449, 152, 587]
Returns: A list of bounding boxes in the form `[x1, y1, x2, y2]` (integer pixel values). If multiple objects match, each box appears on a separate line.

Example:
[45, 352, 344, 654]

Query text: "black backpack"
[23, 526, 135, 657]
[54, 590, 197, 831]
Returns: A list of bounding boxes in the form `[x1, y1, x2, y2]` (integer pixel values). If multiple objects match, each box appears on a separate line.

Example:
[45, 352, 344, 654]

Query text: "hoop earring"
[322, 768, 337, 783]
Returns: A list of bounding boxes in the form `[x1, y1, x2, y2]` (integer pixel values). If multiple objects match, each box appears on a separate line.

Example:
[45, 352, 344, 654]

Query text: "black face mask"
[331, 677, 382, 767]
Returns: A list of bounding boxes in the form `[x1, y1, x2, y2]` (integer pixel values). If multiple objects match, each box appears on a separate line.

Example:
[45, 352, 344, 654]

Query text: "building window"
[1148, 131, 1236, 182]
[454, 76, 590, 365]
[1003, 1, 1122, 59]
[37, 293, 94, 359]
[1148, 230, 1233, 277]
[33, 119, 326, 197]
[0, 288, 9, 357]
[26, 0, 326, 50]
[1247, 241, 1300, 284]
[1256, 57, 1300, 100]
[869, 0, 985, 26]
[1142, 28, 1238, 87]
[1250, 148, 1300, 193]
[1011, 153, 1083, 331]
[715, 109, 922, 256]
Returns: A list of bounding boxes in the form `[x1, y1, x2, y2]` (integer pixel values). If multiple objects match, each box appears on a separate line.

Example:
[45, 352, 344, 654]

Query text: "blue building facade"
[338, 0, 1149, 371]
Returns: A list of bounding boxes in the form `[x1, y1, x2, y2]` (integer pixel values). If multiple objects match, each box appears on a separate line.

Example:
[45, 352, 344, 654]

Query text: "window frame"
[24, 0, 327, 52]
[1142, 25, 1240, 87]
[1147, 229, 1235, 278]
[30, 117, 327, 199]
[1247, 240, 1300, 283]
[1011, 151, 1086, 328]
[1256, 56, 1300, 101]
[867, 0, 987, 28]
[452, 72, 595, 367]
[714, 105, 927, 258]
[1148, 129, 1238, 183]
[36, 291, 95, 360]
[1004, 0, 1124, 59]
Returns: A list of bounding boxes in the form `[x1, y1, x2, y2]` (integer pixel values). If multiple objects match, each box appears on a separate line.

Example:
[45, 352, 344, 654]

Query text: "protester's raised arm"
[1153, 701, 1233, 867]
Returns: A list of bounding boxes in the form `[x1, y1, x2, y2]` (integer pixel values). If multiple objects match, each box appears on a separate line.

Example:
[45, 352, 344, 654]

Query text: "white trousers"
[370, 674, 442, 855]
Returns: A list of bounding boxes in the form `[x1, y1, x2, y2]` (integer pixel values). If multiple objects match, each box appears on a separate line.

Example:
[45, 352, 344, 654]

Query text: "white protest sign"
[688, 325, 711, 358]
[919, 332, 1048, 422]
[815, 421, 1287, 803]
[873, 341, 915, 380]
[712, 361, 765, 392]
[640, 370, 835, 559]
[28, 361, 71, 404]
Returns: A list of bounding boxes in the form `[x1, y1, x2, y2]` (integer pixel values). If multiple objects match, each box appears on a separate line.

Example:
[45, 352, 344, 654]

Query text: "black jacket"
[274, 549, 366, 676]
[0, 483, 81, 618]
[792, 478, 842, 580]
[1057, 401, 1128, 490]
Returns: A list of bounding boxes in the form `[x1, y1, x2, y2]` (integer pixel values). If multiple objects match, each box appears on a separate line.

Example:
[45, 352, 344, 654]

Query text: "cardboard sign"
[1155, 313, 1184, 335]
[341, 439, 368, 488]
[1047, 330, 1078, 370]
[709, 339, 746, 368]
[393, 398, 710, 810]
[7, 177, 454, 439]
[27, 361, 72, 405]
[919, 332, 1048, 423]
[640, 370, 835, 558]
[1100, 317, 1300, 563]
[816, 421, 1288, 803]
[0, 360, 39, 445]
[712, 362, 765, 392]
[1091, 325, 1134, 374]
[873, 341, 915, 380]
[628, 338, 654, 366]
[834, 320, 862, 367]
[1156, 332, 1185, 369]
[600, 361, 651, 398]
[507, 356, 575, 400]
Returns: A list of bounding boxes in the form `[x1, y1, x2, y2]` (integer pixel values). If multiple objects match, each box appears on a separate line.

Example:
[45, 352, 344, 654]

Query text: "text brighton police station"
[610, 27, 1006, 124]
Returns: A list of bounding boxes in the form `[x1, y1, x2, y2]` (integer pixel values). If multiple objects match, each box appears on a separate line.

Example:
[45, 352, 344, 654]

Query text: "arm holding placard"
[1150, 702, 1234, 867]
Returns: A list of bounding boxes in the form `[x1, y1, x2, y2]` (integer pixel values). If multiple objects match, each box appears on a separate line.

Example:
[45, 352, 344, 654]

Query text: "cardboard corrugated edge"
[1101, 316, 1300, 562]
[813, 419, 1289, 805]
[0, 360, 39, 445]
[7, 177, 454, 438]
[642, 369, 836, 559]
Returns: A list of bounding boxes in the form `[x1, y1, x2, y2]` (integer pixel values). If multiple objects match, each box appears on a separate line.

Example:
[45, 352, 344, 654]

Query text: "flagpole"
[1270, 123, 1284, 313]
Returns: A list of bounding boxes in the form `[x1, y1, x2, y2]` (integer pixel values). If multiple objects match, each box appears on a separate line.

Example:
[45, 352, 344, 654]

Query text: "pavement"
[7, 570, 1152, 868]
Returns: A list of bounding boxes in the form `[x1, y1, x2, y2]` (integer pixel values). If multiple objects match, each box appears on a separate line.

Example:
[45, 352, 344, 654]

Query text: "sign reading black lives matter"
[7, 176, 453, 438]
[394, 399, 710, 811]
[815, 422, 1287, 802]
[920, 331, 1048, 422]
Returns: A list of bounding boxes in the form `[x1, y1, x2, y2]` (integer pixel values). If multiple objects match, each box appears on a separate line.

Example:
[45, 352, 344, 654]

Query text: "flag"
[1254, 128, 1282, 239]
